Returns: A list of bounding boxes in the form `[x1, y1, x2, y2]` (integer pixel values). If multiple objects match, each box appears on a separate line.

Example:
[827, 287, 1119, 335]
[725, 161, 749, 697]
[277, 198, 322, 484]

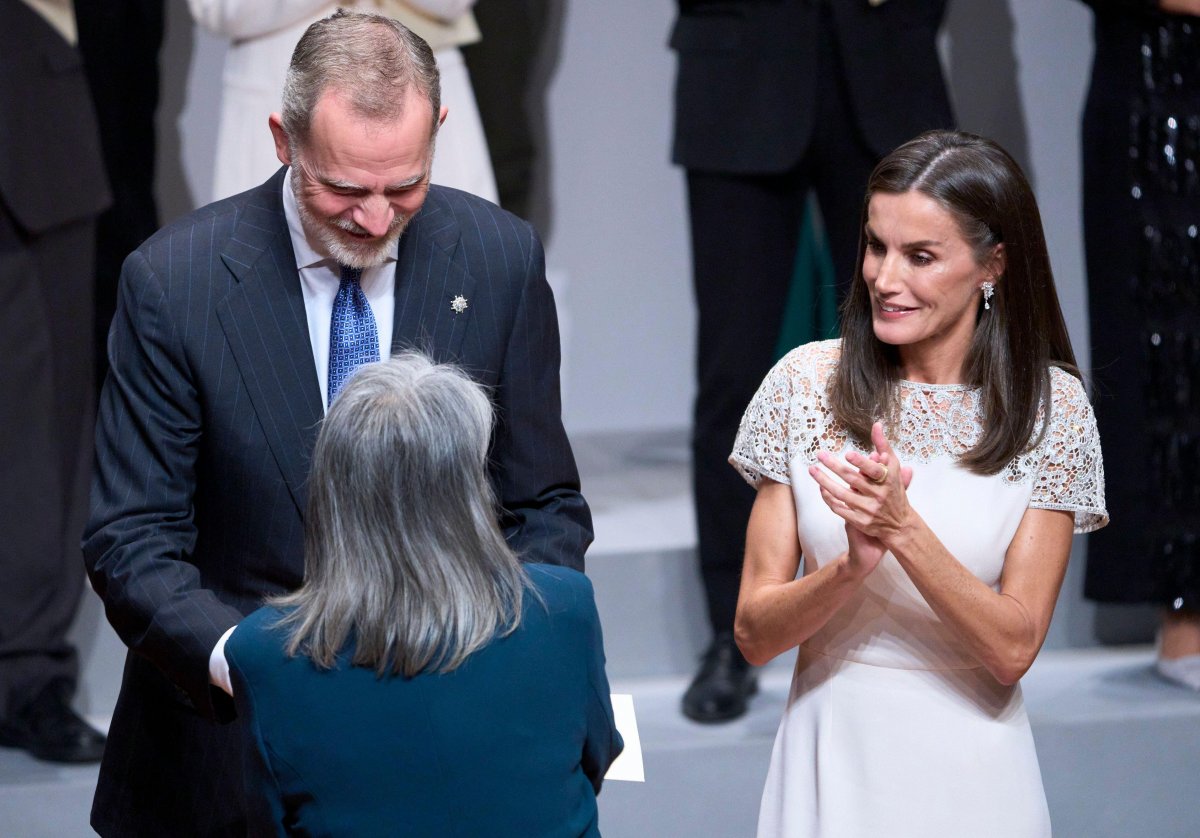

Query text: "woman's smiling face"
[862, 189, 1003, 383]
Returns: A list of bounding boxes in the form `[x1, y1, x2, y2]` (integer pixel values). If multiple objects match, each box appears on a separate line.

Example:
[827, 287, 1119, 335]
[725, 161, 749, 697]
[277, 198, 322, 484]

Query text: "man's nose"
[353, 197, 394, 237]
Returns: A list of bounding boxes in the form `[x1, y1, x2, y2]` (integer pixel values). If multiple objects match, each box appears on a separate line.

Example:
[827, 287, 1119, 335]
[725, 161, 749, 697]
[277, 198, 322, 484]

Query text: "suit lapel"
[391, 188, 475, 362]
[216, 173, 323, 517]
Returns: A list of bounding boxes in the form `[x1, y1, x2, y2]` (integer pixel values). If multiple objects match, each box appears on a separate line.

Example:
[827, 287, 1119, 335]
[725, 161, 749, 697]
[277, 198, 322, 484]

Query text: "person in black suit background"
[83, 11, 591, 835]
[0, 0, 110, 764]
[228, 353, 621, 836]
[671, 0, 954, 722]
[461, 0, 551, 222]
[1077, 0, 1200, 689]
[74, 0, 165, 392]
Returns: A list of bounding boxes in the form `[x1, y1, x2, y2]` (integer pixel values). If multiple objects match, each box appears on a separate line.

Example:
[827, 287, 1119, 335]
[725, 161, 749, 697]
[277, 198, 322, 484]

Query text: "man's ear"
[269, 113, 292, 166]
[437, 105, 448, 129]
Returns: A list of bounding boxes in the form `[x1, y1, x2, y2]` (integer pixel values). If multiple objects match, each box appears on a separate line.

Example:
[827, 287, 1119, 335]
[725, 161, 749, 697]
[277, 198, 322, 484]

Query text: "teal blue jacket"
[227, 564, 622, 837]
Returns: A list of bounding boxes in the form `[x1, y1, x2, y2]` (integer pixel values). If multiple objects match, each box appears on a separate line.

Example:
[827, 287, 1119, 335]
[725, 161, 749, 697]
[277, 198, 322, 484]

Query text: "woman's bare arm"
[734, 479, 884, 666]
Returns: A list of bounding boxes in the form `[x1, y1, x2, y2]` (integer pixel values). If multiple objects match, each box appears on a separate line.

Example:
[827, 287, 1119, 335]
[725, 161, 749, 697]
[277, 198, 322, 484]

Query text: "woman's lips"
[877, 301, 916, 317]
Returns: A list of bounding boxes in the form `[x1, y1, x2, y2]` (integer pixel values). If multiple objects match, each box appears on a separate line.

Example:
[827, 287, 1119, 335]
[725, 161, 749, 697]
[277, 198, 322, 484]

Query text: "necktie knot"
[328, 264, 380, 406]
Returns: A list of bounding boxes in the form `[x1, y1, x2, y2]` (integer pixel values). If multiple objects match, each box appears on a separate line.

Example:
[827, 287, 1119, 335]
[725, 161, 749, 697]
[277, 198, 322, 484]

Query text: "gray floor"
[601, 648, 1200, 838]
[2, 430, 1197, 836]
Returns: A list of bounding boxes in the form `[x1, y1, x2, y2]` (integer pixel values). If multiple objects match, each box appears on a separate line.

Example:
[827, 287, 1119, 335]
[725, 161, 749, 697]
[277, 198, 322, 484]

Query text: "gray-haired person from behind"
[277, 353, 522, 676]
[224, 353, 623, 836]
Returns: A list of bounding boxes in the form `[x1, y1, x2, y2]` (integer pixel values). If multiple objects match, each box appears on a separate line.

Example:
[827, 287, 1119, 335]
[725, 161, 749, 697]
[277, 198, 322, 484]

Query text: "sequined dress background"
[1080, 2, 1199, 609]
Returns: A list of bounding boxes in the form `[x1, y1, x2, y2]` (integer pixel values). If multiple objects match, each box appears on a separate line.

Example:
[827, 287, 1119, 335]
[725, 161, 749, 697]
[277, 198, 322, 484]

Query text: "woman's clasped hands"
[809, 422, 915, 577]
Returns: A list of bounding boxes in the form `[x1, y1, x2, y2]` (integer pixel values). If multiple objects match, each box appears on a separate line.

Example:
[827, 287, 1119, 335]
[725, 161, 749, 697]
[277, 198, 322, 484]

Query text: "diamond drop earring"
[981, 282, 995, 310]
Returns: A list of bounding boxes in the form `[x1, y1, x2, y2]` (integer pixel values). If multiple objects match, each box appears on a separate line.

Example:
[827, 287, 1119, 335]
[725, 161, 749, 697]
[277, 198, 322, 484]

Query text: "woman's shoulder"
[1015, 366, 1097, 458]
[773, 338, 842, 385]
[226, 606, 292, 672]
[1048, 365, 1089, 405]
[756, 338, 841, 406]
[525, 564, 595, 606]
[524, 564, 597, 616]
[1042, 366, 1097, 431]
[731, 340, 845, 486]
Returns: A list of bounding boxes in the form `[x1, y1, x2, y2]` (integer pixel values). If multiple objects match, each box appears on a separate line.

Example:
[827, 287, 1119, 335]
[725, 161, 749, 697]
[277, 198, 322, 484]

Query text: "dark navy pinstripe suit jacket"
[82, 168, 592, 836]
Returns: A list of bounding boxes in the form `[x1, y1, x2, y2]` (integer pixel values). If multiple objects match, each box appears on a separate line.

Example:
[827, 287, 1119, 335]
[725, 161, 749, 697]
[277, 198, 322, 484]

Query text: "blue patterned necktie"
[327, 265, 380, 406]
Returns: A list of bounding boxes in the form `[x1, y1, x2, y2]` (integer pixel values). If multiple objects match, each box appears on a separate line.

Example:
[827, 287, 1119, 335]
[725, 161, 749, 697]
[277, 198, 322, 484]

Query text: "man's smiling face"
[274, 87, 443, 268]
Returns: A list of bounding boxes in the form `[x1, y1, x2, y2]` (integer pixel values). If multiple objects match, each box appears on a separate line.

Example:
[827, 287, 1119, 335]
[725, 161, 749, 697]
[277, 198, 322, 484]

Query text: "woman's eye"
[910, 252, 933, 266]
[866, 240, 885, 255]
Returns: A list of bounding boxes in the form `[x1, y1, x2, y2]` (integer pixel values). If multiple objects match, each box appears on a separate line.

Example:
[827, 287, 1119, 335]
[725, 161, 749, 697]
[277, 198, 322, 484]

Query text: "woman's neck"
[896, 345, 968, 385]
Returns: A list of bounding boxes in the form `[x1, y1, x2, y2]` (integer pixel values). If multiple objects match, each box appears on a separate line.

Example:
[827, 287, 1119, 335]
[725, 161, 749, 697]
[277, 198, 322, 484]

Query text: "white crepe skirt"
[756, 646, 1052, 838]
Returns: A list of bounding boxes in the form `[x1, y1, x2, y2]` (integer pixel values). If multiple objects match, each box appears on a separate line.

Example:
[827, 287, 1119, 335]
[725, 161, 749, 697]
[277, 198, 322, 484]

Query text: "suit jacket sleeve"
[490, 224, 593, 571]
[83, 248, 243, 721]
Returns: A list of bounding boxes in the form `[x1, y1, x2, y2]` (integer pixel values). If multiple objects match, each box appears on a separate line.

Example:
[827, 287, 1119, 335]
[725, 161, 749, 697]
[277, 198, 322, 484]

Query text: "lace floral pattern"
[730, 340, 1108, 533]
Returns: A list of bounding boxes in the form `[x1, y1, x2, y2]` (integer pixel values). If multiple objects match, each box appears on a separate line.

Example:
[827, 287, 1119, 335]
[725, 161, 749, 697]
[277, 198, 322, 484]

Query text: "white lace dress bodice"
[730, 339, 1107, 837]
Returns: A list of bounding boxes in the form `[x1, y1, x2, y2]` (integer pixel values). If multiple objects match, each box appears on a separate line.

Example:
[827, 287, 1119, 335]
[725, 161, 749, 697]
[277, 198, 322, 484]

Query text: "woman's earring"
[981, 282, 995, 310]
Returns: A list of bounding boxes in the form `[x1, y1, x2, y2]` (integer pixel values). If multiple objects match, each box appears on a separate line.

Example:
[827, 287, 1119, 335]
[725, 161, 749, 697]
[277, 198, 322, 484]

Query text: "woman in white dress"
[731, 130, 1107, 837]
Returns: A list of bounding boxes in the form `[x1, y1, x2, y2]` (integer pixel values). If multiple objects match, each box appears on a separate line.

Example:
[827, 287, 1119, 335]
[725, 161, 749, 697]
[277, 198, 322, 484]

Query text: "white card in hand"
[604, 693, 644, 782]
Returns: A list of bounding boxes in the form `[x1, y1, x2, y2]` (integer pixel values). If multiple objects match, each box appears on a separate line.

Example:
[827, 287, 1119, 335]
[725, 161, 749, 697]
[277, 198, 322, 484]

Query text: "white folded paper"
[604, 693, 644, 782]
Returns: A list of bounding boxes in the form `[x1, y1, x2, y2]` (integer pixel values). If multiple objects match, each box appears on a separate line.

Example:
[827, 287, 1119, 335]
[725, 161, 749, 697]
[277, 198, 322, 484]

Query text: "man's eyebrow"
[384, 172, 428, 191]
[318, 176, 366, 191]
[318, 173, 427, 192]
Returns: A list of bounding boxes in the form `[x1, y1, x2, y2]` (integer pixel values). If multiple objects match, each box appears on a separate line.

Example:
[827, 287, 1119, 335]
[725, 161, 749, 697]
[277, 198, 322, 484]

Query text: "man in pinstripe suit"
[82, 12, 591, 835]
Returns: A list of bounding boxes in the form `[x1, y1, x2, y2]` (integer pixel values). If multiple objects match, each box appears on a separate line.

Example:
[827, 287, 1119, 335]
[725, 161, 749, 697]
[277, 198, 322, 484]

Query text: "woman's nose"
[871, 254, 902, 293]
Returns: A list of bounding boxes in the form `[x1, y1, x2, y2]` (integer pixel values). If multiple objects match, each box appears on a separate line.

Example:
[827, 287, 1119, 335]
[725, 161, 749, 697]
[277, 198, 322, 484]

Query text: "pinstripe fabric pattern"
[83, 168, 591, 836]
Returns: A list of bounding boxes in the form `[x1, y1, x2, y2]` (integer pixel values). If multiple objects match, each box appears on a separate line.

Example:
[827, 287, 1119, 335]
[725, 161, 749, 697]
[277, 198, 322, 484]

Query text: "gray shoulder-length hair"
[270, 352, 533, 676]
[281, 9, 442, 152]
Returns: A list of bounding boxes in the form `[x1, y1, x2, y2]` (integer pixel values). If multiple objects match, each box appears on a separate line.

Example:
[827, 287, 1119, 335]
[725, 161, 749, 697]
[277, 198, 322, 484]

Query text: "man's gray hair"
[271, 352, 533, 676]
[281, 9, 442, 151]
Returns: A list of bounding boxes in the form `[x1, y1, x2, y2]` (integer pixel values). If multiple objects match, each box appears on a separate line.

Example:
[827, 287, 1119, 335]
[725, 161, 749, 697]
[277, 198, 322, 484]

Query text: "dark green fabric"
[775, 203, 840, 361]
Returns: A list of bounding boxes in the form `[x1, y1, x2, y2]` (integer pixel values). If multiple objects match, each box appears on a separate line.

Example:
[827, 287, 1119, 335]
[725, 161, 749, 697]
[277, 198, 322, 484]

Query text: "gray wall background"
[153, 0, 1154, 648]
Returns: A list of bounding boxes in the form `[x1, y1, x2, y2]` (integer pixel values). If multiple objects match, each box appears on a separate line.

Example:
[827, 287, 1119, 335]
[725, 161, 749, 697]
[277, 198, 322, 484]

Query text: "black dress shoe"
[682, 632, 758, 723]
[0, 678, 106, 763]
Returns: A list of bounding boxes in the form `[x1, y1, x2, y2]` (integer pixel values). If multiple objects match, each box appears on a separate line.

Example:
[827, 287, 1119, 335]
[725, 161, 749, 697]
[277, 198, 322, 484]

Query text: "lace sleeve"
[1027, 369, 1108, 533]
[728, 341, 842, 488]
[729, 355, 797, 487]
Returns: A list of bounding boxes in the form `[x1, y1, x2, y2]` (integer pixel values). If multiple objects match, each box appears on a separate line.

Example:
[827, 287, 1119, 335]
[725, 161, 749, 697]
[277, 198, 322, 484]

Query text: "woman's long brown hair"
[830, 130, 1080, 475]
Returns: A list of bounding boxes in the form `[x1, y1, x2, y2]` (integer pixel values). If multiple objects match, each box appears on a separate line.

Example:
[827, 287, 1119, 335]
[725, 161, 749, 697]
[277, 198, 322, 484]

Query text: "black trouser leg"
[687, 170, 806, 635]
[0, 211, 93, 719]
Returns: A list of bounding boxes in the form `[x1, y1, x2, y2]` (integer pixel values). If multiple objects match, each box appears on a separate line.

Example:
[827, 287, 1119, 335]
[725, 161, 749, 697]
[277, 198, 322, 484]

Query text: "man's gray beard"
[322, 213, 408, 269]
[291, 167, 408, 269]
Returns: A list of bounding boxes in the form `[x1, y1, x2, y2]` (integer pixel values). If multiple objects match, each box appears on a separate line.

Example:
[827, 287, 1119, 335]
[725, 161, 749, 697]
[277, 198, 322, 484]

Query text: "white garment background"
[188, 0, 498, 204]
